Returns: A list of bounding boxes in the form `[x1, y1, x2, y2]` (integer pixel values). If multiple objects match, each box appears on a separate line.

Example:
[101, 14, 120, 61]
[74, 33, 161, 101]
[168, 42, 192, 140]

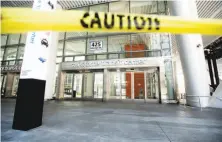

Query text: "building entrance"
[107, 68, 160, 102]
[58, 57, 167, 102]
[63, 70, 104, 100]
[1, 73, 19, 97]
[1, 74, 7, 97]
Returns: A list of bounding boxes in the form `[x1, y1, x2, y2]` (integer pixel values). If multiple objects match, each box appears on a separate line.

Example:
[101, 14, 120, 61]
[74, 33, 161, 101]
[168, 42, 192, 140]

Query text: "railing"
[61, 49, 164, 61]
[1, 49, 169, 65]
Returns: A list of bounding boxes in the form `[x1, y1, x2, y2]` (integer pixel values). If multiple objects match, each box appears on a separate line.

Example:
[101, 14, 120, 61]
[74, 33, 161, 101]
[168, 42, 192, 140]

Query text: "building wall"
[1, 1, 175, 100]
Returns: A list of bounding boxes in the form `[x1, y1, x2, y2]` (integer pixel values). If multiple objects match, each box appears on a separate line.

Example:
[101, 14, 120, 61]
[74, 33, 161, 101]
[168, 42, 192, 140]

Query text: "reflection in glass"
[88, 4, 108, 36]
[1, 48, 5, 61]
[57, 42, 63, 56]
[65, 40, 86, 56]
[58, 32, 65, 40]
[73, 74, 83, 98]
[74, 56, 85, 61]
[130, 1, 157, 14]
[108, 35, 130, 59]
[12, 75, 19, 96]
[83, 73, 93, 98]
[64, 73, 73, 98]
[109, 72, 121, 99]
[17, 46, 25, 59]
[7, 34, 20, 45]
[1, 35, 7, 46]
[94, 73, 103, 98]
[109, 1, 129, 12]
[20, 34, 27, 44]
[56, 57, 62, 63]
[65, 57, 73, 61]
[5, 47, 17, 60]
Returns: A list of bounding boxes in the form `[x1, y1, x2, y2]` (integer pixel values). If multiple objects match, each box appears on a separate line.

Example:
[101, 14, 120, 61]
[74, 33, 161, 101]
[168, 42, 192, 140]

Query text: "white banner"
[20, 0, 57, 80]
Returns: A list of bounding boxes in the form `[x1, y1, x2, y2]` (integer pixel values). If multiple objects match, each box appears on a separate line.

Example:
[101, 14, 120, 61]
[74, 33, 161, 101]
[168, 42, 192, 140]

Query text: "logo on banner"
[48, 1, 54, 9]
[38, 57, 46, 63]
[30, 32, 36, 44]
[41, 39, 49, 47]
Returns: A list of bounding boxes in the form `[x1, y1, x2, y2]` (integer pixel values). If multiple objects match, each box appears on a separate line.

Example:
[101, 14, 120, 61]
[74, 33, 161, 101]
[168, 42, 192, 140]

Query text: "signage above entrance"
[61, 57, 164, 71]
[1, 65, 21, 73]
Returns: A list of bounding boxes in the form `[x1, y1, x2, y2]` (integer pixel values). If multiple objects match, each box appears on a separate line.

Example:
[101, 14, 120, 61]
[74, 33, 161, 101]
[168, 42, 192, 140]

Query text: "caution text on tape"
[1, 8, 222, 35]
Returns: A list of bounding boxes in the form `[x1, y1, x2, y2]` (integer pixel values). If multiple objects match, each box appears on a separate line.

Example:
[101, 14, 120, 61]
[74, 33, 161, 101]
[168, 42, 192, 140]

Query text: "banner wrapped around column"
[12, 0, 58, 131]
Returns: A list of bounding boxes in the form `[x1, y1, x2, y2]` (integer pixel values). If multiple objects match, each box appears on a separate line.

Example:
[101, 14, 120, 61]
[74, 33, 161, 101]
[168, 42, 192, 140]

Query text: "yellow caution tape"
[1, 8, 222, 35]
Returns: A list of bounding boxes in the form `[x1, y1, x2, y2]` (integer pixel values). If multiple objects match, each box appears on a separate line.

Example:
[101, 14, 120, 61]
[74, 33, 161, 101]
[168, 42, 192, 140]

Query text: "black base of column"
[12, 79, 46, 131]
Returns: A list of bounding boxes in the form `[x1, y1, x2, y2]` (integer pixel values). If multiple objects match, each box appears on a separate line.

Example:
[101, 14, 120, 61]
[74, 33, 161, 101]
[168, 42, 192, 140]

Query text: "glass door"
[134, 72, 145, 99]
[83, 73, 94, 98]
[64, 73, 73, 98]
[109, 71, 121, 99]
[94, 73, 103, 99]
[73, 74, 83, 98]
[1, 74, 7, 97]
[12, 74, 19, 96]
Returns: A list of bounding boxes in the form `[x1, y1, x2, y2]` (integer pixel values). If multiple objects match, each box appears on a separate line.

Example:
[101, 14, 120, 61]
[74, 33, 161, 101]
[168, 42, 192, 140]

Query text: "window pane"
[17, 46, 25, 59]
[57, 42, 63, 56]
[1, 35, 7, 46]
[66, 32, 87, 39]
[65, 40, 86, 56]
[58, 32, 65, 40]
[65, 57, 73, 61]
[74, 56, 85, 61]
[88, 4, 108, 36]
[56, 57, 62, 63]
[109, 1, 129, 13]
[108, 53, 119, 59]
[130, 1, 157, 14]
[126, 34, 152, 58]
[7, 34, 20, 45]
[108, 35, 130, 59]
[158, 1, 166, 13]
[97, 55, 107, 60]
[5, 47, 17, 60]
[160, 34, 171, 56]
[9, 61, 15, 65]
[1, 48, 5, 61]
[90, 3, 108, 12]
[20, 34, 27, 44]
[108, 35, 130, 52]
[66, 7, 88, 39]
[150, 34, 161, 50]
[64, 74, 73, 90]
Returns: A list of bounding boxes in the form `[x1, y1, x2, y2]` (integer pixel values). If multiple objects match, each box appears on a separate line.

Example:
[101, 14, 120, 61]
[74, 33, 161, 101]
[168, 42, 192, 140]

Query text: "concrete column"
[169, 0, 210, 107]
[5, 73, 14, 97]
[56, 65, 65, 99]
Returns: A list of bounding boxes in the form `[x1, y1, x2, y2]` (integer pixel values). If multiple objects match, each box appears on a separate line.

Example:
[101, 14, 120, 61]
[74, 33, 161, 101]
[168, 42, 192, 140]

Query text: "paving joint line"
[156, 121, 172, 142]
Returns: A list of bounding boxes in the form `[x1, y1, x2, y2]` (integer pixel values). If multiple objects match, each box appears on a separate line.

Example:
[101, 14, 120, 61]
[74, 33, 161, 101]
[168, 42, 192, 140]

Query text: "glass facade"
[1, 1, 170, 64]
[1, 1, 174, 100]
